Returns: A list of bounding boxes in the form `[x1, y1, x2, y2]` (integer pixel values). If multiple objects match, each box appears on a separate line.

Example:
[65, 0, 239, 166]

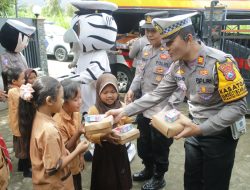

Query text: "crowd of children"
[0, 66, 134, 190]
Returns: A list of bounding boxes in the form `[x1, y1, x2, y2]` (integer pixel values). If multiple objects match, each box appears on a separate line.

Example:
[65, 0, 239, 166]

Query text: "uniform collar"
[180, 41, 207, 68]
[36, 111, 56, 123]
[60, 108, 73, 121]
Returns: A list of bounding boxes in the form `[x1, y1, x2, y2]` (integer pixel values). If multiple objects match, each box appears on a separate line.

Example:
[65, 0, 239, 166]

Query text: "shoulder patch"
[218, 62, 236, 81]
[216, 61, 248, 103]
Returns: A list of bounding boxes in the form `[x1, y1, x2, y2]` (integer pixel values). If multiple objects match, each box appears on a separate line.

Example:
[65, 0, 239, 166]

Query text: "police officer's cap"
[5, 19, 36, 36]
[152, 12, 198, 43]
[142, 11, 169, 29]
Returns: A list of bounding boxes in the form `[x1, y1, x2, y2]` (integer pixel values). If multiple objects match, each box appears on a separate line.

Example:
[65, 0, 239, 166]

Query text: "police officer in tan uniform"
[125, 11, 174, 190]
[108, 12, 248, 190]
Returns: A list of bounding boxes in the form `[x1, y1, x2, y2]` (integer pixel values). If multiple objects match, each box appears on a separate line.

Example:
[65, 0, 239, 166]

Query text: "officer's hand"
[125, 90, 134, 105]
[0, 89, 8, 102]
[174, 123, 202, 140]
[105, 108, 127, 124]
[68, 62, 77, 69]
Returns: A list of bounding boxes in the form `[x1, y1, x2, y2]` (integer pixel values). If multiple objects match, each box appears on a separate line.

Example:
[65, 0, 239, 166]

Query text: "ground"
[1, 59, 250, 189]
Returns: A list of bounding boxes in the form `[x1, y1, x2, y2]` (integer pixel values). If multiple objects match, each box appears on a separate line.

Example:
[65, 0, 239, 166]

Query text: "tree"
[43, 0, 63, 17]
[0, 0, 15, 17]
[65, 3, 76, 17]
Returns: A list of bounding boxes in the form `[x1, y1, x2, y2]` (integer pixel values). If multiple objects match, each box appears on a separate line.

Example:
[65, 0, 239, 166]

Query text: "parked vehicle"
[108, 0, 250, 112]
[44, 22, 73, 61]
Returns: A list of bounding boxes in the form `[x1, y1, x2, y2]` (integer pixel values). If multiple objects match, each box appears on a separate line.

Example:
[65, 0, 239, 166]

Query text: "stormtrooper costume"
[63, 0, 118, 113]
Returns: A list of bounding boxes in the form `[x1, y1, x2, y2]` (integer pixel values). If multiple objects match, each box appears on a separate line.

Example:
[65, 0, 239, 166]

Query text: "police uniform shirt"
[0, 52, 28, 72]
[124, 42, 247, 136]
[129, 44, 173, 118]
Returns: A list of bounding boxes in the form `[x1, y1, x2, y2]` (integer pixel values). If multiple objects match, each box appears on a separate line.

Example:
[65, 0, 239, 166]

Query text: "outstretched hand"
[105, 108, 127, 124]
[124, 90, 134, 105]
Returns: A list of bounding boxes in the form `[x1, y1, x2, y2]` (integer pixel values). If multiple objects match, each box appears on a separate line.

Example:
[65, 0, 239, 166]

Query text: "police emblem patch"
[197, 56, 204, 65]
[199, 69, 209, 76]
[155, 75, 163, 82]
[218, 62, 236, 81]
[154, 22, 164, 34]
[146, 15, 152, 23]
[197, 85, 214, 94]
[160, 54, 169, 60]
[176, 69, 185, 75]
[155, 66, 165, 74]
[200, 86, 206, 93]
[144, 52, 149, 56]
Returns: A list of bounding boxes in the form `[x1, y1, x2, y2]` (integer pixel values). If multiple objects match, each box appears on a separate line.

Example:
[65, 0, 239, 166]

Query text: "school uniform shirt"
[30, 111, 74, 190]
[53, 109, 83, 175]
[0, 148, 10, 190]
[8, 87, 21, 137]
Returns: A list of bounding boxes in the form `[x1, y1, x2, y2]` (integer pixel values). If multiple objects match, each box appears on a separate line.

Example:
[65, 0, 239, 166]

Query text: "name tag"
[231, 116, 246, 140]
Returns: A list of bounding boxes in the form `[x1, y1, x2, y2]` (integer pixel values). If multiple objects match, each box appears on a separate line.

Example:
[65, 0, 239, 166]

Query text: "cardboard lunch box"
[85, 115, 114, 135]
[151, 110, 192, 138]
[113, 124, 140, 145]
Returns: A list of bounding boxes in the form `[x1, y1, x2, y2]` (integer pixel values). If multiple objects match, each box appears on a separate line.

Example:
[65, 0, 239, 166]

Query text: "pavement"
[1, 58, 250, 189]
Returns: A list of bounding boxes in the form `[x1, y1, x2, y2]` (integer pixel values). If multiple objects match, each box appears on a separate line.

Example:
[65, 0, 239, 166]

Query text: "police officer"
[125, 11, 174, 190]
[128, 20, 149, 68]
[107, 12, 248, 190]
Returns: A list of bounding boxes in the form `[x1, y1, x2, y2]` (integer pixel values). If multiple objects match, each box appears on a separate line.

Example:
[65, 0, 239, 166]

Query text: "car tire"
[54, 46, 68, 62]
[110, 64, 134, 93]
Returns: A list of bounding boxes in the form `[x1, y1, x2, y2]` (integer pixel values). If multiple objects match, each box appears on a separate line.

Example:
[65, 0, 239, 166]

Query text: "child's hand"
[101, 131, 120, 145]
[79, 154, 85, 171]
[0, 89, 8, 102]
[78, 123, 85, 135]
[76, 141, 89, 154]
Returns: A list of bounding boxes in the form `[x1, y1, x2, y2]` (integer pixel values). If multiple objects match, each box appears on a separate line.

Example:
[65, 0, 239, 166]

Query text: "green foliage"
[40, 1, 71, 29]
[0, 0, 16, 17]
[1, 0, 73, 29]
[43, 0, 63, 17]
[18, 5, 35, 18]
[65, 3, 77, 17]
[45, 14, 71, 29]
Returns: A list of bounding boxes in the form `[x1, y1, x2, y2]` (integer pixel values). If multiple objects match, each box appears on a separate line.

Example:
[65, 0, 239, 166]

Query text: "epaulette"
[206, 47, 227, 64]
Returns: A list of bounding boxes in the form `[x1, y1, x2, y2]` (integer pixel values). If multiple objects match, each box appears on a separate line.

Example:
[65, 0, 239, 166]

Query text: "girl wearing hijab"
[87, 73, 132, 190]
[24, 69, 37, 85]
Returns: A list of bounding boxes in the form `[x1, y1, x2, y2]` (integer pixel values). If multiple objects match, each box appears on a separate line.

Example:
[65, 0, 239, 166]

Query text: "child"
[6, 67, 31, 177]
[24, 68, 37, 84]
[53, 79, 85, 190]
[0, 134, 12, 190]
[18, 76, 89, 189]
[87, 73, 132, 190]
